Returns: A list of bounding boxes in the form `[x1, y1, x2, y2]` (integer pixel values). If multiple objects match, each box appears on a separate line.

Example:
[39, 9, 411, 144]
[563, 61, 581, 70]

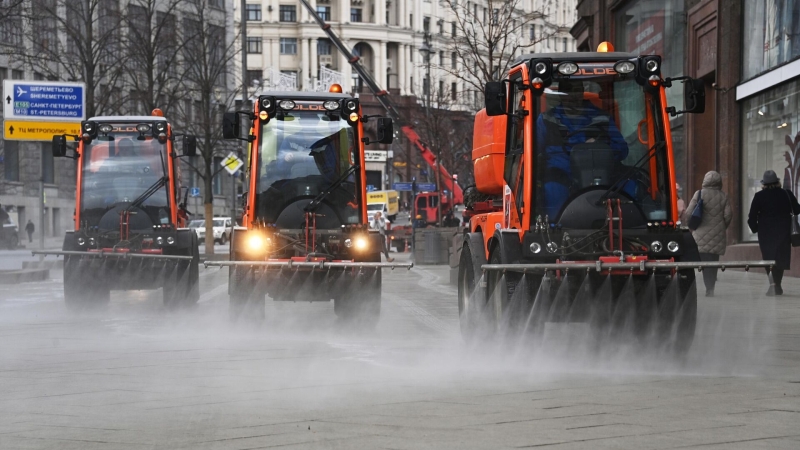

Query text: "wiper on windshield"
[123, 150, 169, 214]
[304, 164, 359, 213]
[596, 141, 665, 205]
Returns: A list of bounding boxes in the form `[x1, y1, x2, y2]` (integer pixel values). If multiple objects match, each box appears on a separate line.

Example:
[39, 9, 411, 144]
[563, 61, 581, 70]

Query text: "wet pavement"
[1, 250, 799, 449]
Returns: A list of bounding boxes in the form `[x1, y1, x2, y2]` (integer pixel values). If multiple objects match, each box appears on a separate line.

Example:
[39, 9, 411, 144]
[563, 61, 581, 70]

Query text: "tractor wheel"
[334, 267, 381, 328]
[229, 265, 265, 322]
[487, 247, 527, 337]
[457, 234, 493, 342]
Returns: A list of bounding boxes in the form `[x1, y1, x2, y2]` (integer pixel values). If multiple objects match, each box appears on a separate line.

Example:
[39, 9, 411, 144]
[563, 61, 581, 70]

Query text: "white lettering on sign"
[365, 150, 387, 162]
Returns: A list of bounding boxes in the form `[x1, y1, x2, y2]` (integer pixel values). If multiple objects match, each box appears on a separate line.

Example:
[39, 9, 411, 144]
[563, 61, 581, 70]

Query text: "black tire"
[457, 234, 493, 342]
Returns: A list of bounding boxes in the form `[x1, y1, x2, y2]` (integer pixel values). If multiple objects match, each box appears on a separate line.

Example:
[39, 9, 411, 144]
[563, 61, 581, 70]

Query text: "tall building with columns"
[236, 0, 577, 102]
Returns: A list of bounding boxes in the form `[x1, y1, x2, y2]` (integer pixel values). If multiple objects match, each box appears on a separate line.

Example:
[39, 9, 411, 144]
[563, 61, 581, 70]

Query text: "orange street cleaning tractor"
[205, 88, 412, 323]
[35, 110, 200, 310]
[458, 44, 774, 353]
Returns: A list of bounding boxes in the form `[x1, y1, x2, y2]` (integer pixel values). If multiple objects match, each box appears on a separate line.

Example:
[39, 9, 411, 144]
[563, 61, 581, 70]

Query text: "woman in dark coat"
[748, 170, 800, 295]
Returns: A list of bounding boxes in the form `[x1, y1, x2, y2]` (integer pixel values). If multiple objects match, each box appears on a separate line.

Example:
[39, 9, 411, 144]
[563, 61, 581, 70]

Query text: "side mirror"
[222, 112, 240, 139]
[183, 135, 197, 156]
[485, 81, 507, 116]
[376, 117, 393, 144]
[52, 135, 67, 157]
[683, 78, 705, 114]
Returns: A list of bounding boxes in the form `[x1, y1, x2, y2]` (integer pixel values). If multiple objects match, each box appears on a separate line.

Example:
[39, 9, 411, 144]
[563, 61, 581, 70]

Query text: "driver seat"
[570, 143, 616, 187]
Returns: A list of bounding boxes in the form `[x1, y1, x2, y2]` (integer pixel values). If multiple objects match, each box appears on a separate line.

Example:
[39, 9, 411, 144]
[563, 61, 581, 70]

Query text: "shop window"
[743, 0, 800, 80]
[741, 79, 800, 241]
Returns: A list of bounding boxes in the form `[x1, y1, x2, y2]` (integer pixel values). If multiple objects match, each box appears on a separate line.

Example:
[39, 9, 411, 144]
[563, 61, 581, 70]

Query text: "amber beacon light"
[597, 41, 615, 52]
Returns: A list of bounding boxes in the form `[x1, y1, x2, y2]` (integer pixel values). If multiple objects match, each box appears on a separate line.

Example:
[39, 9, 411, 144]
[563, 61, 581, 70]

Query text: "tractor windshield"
[254, 110, 360, 229]
[80, 132, 170, 231]
[532, 75, 670, 226]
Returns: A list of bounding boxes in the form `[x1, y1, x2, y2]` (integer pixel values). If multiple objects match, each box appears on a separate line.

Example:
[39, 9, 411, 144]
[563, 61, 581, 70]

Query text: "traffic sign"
[417, 183, 437, 191]
[3, 80, 86, 121]
[393, 182, 412, 192]
[3, 120, 81, 141]
[221, 152, 244, 175]
[189, 187, 201, 197]
[366, 185, 377, 192]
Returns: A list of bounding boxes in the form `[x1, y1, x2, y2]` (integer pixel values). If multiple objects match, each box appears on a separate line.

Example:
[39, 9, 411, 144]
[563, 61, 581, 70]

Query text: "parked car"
[188, 217, 232, 245]
[1, 218, 19, 249]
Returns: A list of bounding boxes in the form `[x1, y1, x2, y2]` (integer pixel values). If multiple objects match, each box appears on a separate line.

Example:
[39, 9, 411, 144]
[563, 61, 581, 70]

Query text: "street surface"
[1, 249, 799, 449]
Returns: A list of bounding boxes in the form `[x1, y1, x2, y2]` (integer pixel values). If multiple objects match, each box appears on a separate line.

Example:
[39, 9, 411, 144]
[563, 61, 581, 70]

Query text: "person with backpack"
[748, 170, 800, 296]
[683, 171, 732, 297]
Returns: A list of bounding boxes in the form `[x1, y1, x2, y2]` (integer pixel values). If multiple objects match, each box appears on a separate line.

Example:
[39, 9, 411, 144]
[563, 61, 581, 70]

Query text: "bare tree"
[15, 0, 126, 117]
[123, 0, 188, 116]
[179, 0, 237, 254]
[441, 0, 552, 94]
[0, 0, 25, 23]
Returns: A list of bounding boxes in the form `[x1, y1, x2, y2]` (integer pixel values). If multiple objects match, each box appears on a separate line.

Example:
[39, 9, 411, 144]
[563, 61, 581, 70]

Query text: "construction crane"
[299, 0, 463, 204]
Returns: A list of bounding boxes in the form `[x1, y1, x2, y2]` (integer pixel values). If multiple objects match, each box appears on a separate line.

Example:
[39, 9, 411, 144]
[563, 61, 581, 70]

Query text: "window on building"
[42, 145, 54, 184]
[317, 39, 332, 55]
[562, 38, 567, 52]
[423, 16, 430, 32]
[438, 20, 443, 35]
[741, 78, 800, 241]
[0, 67, 6, 81]
[213, 157, 223, 195]
[350, 8, 362, 22]
[33, 72, 45, 80]
[451, 52, 457, 69]
[743, 0, 800, 80]
[11, 69, 23, 79]
[280, 38, 297, 54]
[410, 76, 414, 93]
[452, 22, 456, 37]
[246, 70, 263, 85]
[279, 5, 296, 22]
[438, 51, 443, 65]
[316, 6, 331, 20]
[451, 82, 457, 101]
[245, 4, 261, 21]
[246, 37, 261, 54]
[438, 80, 444, 95]
[530, 25, 535, 40]
[410, 13, 413, 28]
[2, 141, 19, 182]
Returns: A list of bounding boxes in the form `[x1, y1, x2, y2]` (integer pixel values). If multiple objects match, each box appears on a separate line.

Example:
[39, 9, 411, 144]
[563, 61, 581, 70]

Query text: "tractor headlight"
[278, 100, 296, 110]
[614, 61, 635, 74]
[650, 240, 663, 252]
[646, 59, 659, 72]
[88, 237, 96, 247]
[546, 242, 558, 253]
[166, 236, 175, 245]
[344, 238, 352, 248]
[323, 100, 339, 111]
[136, 123, 151, 133]
[667, 241, 680, 253]
[156, 236, 164, 246]
[534, 61, 548, 75]
[261, 97, 273, 109]
[344, 99, 357, 111]
[530, 242, 542, 254]
[154, 121, 166, 133]
[248, 234, 267, 251]
[557, 62, 578, 75]
[77, 237, 86, 246]
[98, 124, 113, 134]
[353, 236, 369, 251]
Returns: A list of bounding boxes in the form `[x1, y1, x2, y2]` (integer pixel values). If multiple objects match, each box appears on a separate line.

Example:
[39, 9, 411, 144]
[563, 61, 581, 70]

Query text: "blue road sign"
[190, 187, 201, 197]
[3, 80, 86, 121]
[393, 182, 413, 192]
[366, 185, 377, 192]
[417, 183, 437, 191]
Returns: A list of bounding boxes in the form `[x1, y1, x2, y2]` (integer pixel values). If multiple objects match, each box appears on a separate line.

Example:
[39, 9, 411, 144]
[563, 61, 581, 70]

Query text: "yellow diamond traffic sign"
[4, 120, 81, 141]
[221, 152, 244, 175]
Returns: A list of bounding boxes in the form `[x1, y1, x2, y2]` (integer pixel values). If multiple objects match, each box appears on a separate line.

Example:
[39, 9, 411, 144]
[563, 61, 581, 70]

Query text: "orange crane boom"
[298, 0, 463, 204]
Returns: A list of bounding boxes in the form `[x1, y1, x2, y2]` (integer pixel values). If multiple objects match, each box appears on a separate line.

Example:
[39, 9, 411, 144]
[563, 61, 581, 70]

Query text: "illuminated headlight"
[353, 236, 369, 251]
[77, 237, 86, 246]
[349, 112, 359, 122]
[156, 236, 164, 245]
[650, 240, 663, 252]
[247, 234, 267, 251]
[344, 99, 357, 111]
[154, 122, 166, 133]
[260, 97, 272, 109]
[323, 100, 339, 111]
[88, 237, 96, 247]
[530, 242, 541, 254]
[546, 242, 558, 253]
[344, 238, 352, 248]
[166, 236, 175, 245]
[645, 59, 659, 72]
[258, 111, 269, 120]
[278, 100, 296, 110]
[533, 61, 548, 75]
[614, 61, 635, 74]
[136, 123, 151, 133]
[667, 241, 680, 253]
[98, 123, 113, 134]
[557, 62, 578, 75]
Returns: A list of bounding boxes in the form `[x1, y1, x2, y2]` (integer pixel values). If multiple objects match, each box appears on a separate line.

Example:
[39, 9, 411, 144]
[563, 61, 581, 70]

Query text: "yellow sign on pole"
[3, 120, 81, 141]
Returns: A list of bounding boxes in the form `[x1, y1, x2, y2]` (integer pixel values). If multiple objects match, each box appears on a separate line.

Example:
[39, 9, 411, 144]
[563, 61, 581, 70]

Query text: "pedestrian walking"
[676, 183, 686, 219]
[370, 211, 394, 262]
[25, 220, 35, 243]
[747, 170, 800, 296]
[682, 171, 731, 297]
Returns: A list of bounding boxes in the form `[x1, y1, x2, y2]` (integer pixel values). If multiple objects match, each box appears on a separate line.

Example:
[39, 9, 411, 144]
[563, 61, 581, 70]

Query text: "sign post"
[3, 80, 86, 251]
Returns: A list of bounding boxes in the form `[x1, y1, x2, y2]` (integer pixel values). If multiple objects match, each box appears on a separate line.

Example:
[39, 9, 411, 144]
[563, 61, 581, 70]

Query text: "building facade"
[572, 0, 800, 271]
[0, 0, 235, 245]
[236, 0, 577, 191]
